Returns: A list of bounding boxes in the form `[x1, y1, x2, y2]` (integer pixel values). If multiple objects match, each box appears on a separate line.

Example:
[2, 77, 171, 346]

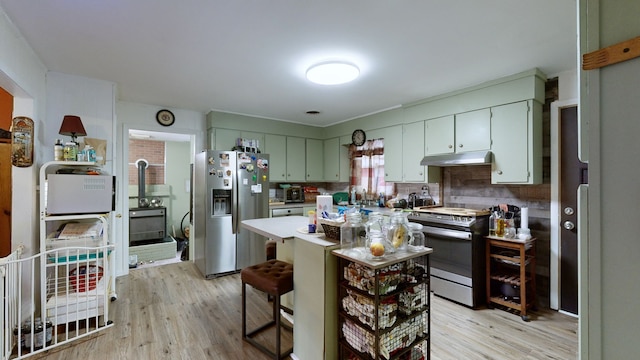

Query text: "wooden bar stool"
[241, 259, 293, 359]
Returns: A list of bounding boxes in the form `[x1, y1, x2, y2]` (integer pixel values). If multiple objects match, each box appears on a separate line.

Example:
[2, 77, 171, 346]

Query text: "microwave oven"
[46, 174, 115, 214]
[285, 186, 305, 203]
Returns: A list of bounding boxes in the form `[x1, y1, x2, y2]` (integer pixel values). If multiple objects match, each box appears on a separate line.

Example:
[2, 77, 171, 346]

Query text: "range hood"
[420, 151, 492, 166]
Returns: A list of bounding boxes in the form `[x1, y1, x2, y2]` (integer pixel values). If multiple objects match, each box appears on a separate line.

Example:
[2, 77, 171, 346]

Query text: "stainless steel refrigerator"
[193, 150, 270, 278]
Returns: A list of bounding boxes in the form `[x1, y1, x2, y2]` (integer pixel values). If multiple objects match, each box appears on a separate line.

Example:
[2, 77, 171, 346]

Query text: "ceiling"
[0, 0, 577, 127]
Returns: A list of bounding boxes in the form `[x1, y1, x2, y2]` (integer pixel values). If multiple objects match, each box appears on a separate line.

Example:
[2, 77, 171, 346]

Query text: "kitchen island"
[241, 216, 340, 360]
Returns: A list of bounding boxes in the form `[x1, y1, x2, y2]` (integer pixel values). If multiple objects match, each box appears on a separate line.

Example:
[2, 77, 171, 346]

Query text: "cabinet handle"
[448, 144, 453, 149]
[497, 170, 503, 175]
[459, 144, 463, 148]
[282, 174, 286, 177]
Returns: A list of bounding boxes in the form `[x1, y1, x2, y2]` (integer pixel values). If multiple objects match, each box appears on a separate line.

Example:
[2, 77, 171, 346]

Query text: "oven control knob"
[563, 221, 575, 230]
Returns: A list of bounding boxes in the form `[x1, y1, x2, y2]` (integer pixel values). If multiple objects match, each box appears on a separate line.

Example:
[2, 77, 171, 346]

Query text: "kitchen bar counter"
[241, 216, 340, 360]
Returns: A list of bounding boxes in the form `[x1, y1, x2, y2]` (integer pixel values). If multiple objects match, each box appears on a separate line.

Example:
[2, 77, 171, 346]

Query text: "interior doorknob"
[563, 221, 575, 230]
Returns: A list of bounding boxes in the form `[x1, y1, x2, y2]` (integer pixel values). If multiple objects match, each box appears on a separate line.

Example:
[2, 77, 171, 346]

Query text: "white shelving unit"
[39, 161, 117, 327]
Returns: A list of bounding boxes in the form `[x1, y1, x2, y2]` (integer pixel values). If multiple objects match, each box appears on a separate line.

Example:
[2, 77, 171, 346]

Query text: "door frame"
[116, 123, 197, 276]
[550, 98, 578, 315]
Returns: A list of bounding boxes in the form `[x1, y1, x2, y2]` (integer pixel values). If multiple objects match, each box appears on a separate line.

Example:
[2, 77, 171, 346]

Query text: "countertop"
[241, 216, 340, 247]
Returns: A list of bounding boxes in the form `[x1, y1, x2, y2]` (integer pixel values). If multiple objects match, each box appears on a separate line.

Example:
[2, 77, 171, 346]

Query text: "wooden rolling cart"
[333, 248, 432, 360]
[485, 235, 536, 321]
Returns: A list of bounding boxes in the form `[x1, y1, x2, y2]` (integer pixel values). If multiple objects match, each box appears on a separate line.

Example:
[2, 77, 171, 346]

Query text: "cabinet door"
[425, 115, 454, 155]
[491, 101, 531, 183]
[455, 109, 491, 153]
[339, 135, 351, 182]
[306, 139, 324, 181]
[214, 129, 240, 151]
[286, 137, 306, 182]
[264, 134, 287, 181]
[323, 137, 340, 182]
[240, 131, 265, 152]
[402, 121, 425, 182]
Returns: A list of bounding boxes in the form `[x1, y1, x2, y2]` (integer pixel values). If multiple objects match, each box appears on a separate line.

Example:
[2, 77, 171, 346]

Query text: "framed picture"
[11, 116, 34, 167]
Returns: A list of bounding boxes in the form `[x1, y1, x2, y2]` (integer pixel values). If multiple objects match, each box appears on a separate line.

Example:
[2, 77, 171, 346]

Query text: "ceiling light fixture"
[306, 62, 360, 85]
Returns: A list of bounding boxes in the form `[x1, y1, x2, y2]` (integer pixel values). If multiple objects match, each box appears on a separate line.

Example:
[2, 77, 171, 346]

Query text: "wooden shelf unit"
[485, 235, 536, 321]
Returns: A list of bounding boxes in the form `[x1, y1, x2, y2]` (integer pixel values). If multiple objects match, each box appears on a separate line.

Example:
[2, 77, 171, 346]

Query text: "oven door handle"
[423, 226, 472, 240]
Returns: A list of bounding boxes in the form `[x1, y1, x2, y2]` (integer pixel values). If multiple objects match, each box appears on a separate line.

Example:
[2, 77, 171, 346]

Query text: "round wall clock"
[352, 129, 366, 146]
[156, 109, 175, 126]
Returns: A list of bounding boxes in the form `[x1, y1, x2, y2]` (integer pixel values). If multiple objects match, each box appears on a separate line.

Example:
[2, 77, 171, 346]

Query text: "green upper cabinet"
[305, 138, 323, 181]
[286, 136, 306, 182]
[339, 135, 351, 182]
[425, 115, 454, 155]
[241, 131, 265, 152]
[264, 134, 287, 181]
[213, 128, 240, 150]
[323, 137, 340, 182]
[324, 136, 352, 183]
[212, 129, 264, 151]
[455, 108, 491, 153]
[491, 100, 542, 184]
[402, 121, 426, 182]
[424, 109, 490, 156]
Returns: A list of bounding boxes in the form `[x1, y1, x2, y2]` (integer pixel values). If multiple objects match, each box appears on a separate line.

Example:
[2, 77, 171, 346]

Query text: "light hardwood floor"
[30, 262, 577, 360]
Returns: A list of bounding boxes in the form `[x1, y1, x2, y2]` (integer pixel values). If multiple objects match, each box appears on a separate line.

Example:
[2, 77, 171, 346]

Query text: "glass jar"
[364, 212, 385, 239]
[408, 222, 425, 248]
[341, 212, 366, 256]
[366, 231, 393, 259]
[63, 142, 77, 161]
[387, 210, 410, 251]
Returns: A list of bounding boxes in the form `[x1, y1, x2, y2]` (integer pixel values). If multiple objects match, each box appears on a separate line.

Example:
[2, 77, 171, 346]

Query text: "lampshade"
[306, 62, 360, 85]
[59, 115, 87, 141]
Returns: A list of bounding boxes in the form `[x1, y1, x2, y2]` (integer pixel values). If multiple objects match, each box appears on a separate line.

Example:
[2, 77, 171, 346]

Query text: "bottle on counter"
[53, 139, 63, 161]
[378, 192, 385, 207]
[489, 211, 497, 236]
[84, 144, 97, 162]
[308, 210, 316, 233]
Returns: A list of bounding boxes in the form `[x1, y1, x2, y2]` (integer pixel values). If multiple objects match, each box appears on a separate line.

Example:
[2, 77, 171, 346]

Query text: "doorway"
[118, 126, 196, 274]
[551, 99, 585, 316]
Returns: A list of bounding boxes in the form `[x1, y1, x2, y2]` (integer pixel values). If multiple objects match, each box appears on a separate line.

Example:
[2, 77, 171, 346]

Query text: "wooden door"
[0, 142, 11, 257]
[560, 105, 586, 315]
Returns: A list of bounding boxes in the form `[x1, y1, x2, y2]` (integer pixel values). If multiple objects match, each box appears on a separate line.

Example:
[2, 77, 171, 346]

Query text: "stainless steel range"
[408, 207, 489, 308]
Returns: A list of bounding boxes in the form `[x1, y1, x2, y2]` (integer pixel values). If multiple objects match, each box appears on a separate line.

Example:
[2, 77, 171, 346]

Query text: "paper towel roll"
[520, 207, 529, 230]
[316, 195, 333, 216]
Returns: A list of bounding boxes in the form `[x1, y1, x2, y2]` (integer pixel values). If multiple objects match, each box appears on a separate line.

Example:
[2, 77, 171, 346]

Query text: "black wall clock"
[156, 109, 175, 127]
[352, 129, 366, 146]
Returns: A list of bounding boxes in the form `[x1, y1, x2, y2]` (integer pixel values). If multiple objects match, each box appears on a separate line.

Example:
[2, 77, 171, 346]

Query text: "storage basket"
[69, 265, 103, 292]
[319, 219, 342, 240]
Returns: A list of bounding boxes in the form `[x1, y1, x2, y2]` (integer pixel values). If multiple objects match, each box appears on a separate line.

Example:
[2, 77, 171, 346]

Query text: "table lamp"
[58, 115, 87, 144]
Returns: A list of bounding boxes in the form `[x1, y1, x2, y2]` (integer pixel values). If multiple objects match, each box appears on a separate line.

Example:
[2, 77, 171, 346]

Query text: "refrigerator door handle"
[232, 167, 239, 234]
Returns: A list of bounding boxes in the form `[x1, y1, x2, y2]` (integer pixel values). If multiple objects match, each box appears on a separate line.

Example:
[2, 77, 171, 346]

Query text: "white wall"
[45, 72, 116, 172]
[581, 0, 640, 358]
[166, 141, 191, 239]
[0, 5, 47, 256]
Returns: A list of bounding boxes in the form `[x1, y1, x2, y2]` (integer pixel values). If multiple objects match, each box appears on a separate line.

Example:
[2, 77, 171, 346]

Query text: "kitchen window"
[349, 138, 393, 201]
